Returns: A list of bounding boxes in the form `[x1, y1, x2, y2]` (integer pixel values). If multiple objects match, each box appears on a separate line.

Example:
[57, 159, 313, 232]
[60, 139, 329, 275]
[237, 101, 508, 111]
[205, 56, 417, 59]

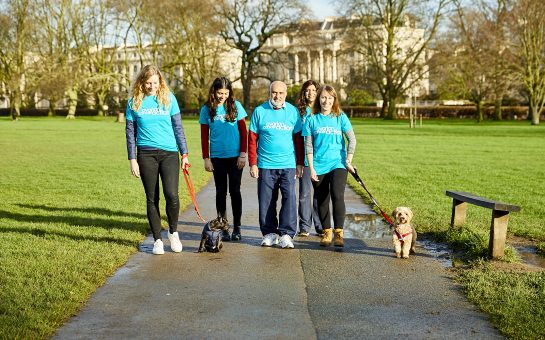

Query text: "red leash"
[182, 164, 205, 222]
[350, 168, 395, 228]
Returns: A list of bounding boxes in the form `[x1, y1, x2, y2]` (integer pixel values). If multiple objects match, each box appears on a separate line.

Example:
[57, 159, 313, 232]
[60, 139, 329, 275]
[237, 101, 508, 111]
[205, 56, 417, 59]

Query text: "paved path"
[54, 170, 502, 339]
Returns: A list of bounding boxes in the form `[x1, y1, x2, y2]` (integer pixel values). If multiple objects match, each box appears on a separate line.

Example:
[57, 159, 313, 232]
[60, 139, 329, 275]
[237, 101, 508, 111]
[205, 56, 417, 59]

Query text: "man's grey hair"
[269, 80, 287, 95]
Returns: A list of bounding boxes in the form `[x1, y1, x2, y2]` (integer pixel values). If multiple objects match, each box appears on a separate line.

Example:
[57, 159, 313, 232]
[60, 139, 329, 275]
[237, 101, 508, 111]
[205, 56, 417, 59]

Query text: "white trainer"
[168, 231, 183, 253]
[152, 239, 165, 255]
[279, 234, 294, 249]
[261, 233, 279, 247]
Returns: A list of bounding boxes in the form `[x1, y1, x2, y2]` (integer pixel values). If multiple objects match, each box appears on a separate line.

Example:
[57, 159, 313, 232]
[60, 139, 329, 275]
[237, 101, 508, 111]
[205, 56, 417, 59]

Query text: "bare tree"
[342, 0, 449, 119]
[0, 0, 33, 120]
[216, 0, 307, 107]
[508, 0, 545, 125]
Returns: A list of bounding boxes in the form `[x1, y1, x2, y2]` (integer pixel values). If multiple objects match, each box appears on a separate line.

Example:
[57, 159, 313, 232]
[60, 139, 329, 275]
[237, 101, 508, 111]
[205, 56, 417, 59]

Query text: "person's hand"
[296, 165, 303, 178]
[310, 167, 318, 182]
[181, 154, 190, 170]
[250, 165, 259, 178]
[346, 159, 355, 174]
[204, 158, 214, 172]
[237, 155, 246, 169]
[130, 159, 140, 178]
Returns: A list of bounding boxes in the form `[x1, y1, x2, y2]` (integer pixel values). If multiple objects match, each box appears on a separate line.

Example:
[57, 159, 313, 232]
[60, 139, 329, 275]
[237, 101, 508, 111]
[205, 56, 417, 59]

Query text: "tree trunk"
[476, 100, 483, 122]
[494, 98, 502, 121]
[66, 87, 78, 120]
[11, 92, 21, 121]
[530, 105, 541, 125]
[96, 93, 106, 116]
[384, 97, 397, 120]
[48, 101, 56, 117]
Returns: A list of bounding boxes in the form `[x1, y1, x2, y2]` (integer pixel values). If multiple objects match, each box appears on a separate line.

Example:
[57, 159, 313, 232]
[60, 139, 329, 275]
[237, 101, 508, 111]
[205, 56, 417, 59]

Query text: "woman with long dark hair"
[199, 77, 248, 241]
[295, 80, 323, 237]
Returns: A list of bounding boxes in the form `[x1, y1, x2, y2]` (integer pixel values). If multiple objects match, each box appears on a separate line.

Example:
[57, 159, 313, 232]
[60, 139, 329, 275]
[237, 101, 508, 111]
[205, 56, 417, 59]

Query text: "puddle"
[515, 246, 545, 268]
[419, 239, 454, 268]
[343, 213, 390, 239]
[343, 213, 455, 267]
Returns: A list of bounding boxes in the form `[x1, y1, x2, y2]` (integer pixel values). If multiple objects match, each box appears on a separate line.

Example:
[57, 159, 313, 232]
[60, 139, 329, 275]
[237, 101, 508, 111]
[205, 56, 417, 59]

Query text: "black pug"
[198, 216, 229, 253]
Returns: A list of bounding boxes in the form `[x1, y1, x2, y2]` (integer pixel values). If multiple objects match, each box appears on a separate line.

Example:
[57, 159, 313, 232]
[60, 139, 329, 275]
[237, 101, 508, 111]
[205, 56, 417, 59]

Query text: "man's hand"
[250, 165, 259, 178]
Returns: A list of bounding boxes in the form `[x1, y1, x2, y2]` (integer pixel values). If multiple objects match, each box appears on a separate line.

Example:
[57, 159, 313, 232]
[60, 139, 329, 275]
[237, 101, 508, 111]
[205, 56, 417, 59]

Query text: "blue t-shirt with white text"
[303, 112, 353, 175]
[125, 93, 181, 152]
[249, 101, 302, 169]
[199, 101, 247, 158]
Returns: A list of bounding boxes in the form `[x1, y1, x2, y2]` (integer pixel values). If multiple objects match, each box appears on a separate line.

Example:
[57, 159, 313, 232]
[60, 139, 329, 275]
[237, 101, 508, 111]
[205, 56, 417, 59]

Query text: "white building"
[262, 16, 430, 99]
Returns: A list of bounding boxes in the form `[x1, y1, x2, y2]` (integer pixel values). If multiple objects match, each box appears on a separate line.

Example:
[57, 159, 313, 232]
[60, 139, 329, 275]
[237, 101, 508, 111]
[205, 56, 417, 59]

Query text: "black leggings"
[137, 149, 180, 240]
[313, 168, 347, 230]
[211, 157, 243, 227]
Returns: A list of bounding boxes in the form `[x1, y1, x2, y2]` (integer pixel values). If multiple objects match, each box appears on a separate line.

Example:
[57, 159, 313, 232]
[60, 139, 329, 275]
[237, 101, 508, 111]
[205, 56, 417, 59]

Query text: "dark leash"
[349, 168, 395, 230]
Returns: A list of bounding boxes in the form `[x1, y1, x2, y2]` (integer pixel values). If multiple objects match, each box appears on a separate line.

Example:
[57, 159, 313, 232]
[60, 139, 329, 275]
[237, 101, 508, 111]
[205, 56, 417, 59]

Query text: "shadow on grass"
[16, 203, 147, 220]
[0, 209, 147, 233]
[1, 226, 141, 247]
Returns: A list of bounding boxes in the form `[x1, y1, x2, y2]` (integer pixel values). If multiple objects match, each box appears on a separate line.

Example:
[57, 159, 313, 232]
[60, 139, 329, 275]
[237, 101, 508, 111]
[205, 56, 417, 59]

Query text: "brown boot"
[320, 229, 333, 247]
[334, 228, 344, 247]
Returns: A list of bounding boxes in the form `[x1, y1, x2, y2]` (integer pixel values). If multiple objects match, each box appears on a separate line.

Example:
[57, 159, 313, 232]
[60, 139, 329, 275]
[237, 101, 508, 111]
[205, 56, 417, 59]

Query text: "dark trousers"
[298, 166, 322, 233]
[137, 149, 180, 240]
[211, 157, 243, 227]
[313, 168, 348, 230]
[257, 168, 297, 238]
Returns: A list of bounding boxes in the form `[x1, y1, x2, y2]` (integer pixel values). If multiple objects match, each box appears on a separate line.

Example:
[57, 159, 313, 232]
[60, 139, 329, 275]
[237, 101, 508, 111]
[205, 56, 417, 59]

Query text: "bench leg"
[450, 199, 467, 229]
[489, 210, 509, 259]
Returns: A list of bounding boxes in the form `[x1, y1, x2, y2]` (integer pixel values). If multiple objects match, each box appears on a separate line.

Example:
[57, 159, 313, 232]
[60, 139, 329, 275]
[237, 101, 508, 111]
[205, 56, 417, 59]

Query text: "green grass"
[0, 117, 210, 339]
[1, 117, 544, 339]
[348, 119, 545, 339]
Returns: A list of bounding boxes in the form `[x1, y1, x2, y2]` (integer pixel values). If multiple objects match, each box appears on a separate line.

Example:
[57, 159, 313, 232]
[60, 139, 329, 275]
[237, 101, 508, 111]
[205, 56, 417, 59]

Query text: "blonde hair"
[131, 65, 171, 112]
[312, 84, 341, 117]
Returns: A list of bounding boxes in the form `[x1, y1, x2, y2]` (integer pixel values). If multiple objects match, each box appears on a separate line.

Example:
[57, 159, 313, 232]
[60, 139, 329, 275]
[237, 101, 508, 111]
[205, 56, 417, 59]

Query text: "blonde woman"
[125, 65, 189, 255]
[303, 85, 356, 247]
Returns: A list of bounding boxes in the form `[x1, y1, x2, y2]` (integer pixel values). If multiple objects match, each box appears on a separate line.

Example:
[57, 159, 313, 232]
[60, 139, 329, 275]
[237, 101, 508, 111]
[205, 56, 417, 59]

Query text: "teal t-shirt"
[249, 101, 302, 169]
[199, 101, 248, 158]
[303, 112, 353, 175]
[126, 93, 180, 152]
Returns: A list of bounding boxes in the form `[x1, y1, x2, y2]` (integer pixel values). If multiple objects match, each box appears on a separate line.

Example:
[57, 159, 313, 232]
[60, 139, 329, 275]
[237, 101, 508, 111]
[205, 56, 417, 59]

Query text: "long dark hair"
[205, 77, 237, 122]
[296, 80, 319, 117]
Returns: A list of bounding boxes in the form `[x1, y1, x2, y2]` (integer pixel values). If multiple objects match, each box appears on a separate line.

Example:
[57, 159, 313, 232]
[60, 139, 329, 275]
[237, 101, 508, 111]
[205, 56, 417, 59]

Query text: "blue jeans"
[257, 168, 297, 238]
[298, 166, 323, 233]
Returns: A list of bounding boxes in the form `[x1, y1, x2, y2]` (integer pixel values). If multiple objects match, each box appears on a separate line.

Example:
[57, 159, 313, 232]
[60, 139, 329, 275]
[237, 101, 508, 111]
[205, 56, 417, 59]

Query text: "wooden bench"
[446, 190, 521, 259]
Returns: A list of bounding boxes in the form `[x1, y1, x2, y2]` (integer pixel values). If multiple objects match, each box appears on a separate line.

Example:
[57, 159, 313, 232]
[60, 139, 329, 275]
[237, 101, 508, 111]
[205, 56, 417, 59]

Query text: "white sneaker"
[168, 231, 183, 253]
[152, 239, 164, 255]
[261, 233, 279, 247]
[279, 234, 294, 249]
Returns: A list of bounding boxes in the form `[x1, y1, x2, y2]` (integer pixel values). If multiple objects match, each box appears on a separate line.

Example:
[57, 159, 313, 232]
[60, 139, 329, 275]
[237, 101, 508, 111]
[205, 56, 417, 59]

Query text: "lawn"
[0, 116, 210, 339]
[0, 117, 544, 339]
[348, 119, 545, 339]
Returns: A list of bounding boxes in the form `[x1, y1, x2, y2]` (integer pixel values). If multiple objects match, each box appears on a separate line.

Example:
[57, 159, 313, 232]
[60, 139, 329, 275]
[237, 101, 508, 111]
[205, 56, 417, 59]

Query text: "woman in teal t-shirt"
[303, 84, 356, 248]
[200, 77, 248, 241]
[125, 65, 189, 255]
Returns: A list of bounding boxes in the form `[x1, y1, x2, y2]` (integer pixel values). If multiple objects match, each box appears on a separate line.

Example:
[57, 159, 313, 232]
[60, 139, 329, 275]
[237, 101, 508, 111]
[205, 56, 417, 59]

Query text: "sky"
[310, 0, 339, 19]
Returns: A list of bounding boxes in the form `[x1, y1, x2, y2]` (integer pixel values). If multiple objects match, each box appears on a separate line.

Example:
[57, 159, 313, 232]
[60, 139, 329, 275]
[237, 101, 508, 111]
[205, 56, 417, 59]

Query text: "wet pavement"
[54, 170, 502, 339]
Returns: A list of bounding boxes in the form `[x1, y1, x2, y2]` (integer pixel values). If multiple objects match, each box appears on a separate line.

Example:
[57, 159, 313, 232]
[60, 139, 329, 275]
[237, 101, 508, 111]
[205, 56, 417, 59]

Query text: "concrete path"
[54, 170, 502, 339]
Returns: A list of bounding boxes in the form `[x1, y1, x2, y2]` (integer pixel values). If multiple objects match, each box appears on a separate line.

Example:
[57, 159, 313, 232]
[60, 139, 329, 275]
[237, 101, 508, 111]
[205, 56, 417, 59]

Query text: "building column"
[332, 50, 338, 83]
[319, 49, 324, 84]
[307, 51, 312, 80]
[294, 53, 300, 84]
